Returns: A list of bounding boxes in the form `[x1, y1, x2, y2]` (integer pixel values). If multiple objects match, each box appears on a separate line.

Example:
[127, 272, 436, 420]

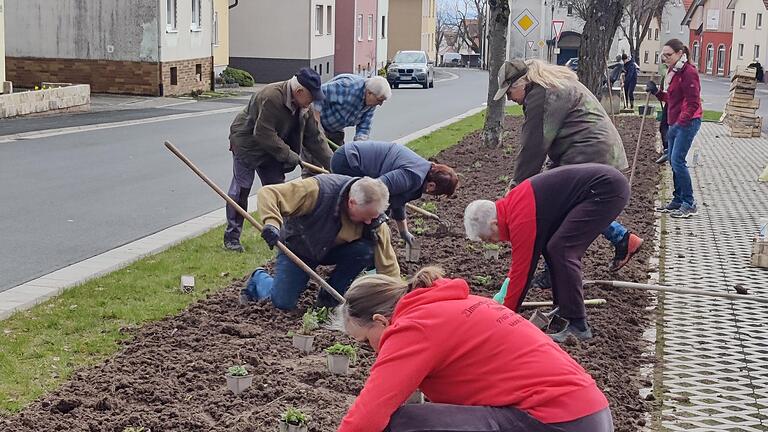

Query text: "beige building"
[729, 0, 768, 73]
[387, 0, 436, 63]
[213, 0, 230, 75]
[638, 18, 663, 73]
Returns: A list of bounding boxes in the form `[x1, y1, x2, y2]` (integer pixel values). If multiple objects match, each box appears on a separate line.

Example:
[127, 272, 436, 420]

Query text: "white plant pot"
[292, 334, 315, 352]
[278, 423, 308, 432]
[225, 374, 254, 395]
[327, 354, 351, 375]
[483, 249, 500, 259]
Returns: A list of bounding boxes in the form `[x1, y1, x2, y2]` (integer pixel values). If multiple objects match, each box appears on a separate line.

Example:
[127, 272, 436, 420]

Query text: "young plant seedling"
[314, 306, 331, 324]
[483, 243, 501, 259]
[225, 364, 254, 395]
[498, 175, 510, 184]
[420, 201, 437, 213]
[279, 407, 309, 432]
[325, 343, 357, 375]
[293, 310, 319, 352]
[473, 275, 492, 286]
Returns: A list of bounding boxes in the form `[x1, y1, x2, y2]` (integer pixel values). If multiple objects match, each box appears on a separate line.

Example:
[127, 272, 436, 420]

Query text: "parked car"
[387, 50, 435, 89]
[441, 53, 463, 67]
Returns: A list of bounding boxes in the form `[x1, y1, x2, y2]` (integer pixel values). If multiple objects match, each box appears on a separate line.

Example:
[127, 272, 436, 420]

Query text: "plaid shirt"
[315, 74, 376, 140]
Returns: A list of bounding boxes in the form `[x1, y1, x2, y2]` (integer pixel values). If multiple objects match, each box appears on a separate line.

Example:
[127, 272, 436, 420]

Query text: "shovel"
[405, 238, 422, 262]
[300, 160, 449, 233]
[529, 307, 560, 331]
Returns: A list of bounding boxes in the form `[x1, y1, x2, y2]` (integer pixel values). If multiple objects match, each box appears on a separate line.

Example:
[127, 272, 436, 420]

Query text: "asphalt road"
[0, 68, 489, 292]
[699, 75, 768, 132]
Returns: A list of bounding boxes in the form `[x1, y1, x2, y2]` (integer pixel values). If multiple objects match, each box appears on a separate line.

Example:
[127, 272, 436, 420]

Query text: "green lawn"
[0, 103, 522, 415]
[702, 110, 723, 123]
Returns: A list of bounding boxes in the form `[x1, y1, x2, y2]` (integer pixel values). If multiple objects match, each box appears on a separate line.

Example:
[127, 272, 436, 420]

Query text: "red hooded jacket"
[337, 277, 609, 432]
[655, 62, 702, 126]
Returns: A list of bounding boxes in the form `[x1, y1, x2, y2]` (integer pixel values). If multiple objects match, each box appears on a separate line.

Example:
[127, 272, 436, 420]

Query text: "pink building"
[335, 0, 378, 75]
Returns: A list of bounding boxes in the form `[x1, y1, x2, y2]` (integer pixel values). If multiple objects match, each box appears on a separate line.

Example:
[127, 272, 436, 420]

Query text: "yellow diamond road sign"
[513, 9, 539, 37]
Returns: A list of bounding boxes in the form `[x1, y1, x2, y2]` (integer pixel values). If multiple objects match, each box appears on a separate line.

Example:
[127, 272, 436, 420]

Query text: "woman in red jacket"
[646, 38, 703, 219]
[337, 267, 614, 432]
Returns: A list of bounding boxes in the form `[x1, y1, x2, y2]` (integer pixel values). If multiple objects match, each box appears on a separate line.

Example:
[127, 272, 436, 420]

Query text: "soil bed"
[0, 116, 659, 432]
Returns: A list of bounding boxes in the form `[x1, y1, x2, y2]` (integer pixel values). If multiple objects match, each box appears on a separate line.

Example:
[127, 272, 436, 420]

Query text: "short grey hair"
[350, 177, 390, 213]
[464, 200, 497, 241]
[365, 76, 392, 100]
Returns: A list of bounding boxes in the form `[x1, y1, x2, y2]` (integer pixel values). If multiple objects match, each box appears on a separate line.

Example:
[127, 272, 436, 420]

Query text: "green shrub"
[227, 365, 249, 376]
[325, 343, 357, 362]
[221, 67, 255, 87]
[281, 407, 309, 426]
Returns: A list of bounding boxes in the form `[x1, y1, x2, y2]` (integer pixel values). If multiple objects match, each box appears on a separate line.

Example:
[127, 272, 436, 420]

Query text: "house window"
[731, 11, 735, 28]
[567, 4, 573, 16]
[327, 6, 333, 34]
[381, 15, 386, 38]
[327, 62, 330, 72]
[655, 51, 660, 64]
[195, 63, 202, 81]
[170, 67, 178, 85]
[693, 41, 700, 64]
[738, 43, 744, 59]
[166, 0, 177, 31]
[191, 0, 201, 30]
[315, 5, 324, 35]
[357, 14, 363, 41]
[213, 11, 219, 45]
[741, 13, 747, 28]
[706, 43, 714, 72]
[717, 44, 726, 75]
[758, 13, 763, 29]
[368, 14, 374, 40]
[654, 28, 659, 40]
[756, 45, 761, 60]
[644, 51, 649, 63]
[320, 63, 323, 75]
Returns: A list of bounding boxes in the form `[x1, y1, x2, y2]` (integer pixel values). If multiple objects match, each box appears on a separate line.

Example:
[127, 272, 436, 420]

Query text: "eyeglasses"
[661, 52, 675, 58]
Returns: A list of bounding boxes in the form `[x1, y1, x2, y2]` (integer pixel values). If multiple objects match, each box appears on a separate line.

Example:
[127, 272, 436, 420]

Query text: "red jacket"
[496, 181, 538, 310]
[337, 278, 609, 432]
[655, 62, 702, 126]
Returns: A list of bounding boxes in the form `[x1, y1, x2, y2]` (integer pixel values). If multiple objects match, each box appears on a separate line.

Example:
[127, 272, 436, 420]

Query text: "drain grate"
[659, 124, 768, 431]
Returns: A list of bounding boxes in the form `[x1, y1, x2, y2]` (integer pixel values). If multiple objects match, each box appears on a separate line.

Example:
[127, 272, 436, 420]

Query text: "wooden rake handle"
[164, 141, 345, 304]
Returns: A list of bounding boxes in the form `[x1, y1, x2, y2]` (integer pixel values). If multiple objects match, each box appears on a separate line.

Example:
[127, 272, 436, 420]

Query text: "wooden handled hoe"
[164, 141, 346, 305]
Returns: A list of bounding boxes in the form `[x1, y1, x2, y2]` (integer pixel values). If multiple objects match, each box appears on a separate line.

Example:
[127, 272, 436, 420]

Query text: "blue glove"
[645, 81, 658, 95]
[261, 224, 280, 249]
[493, 278, 510, 304]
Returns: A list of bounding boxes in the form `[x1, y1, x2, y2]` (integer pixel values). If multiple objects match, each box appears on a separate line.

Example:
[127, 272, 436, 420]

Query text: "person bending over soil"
[336, 266, 614, 432]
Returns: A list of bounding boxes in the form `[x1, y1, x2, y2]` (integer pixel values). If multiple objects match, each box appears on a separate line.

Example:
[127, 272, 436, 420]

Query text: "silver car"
[387, 50, 435, 89]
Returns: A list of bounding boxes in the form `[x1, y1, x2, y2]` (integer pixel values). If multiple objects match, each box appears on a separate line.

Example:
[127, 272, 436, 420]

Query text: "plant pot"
[278, 422, 308, 432]
[638, 105, 656, 116]
[483, 249, 500, 259]
[406, 390, 425, 404]
[327, 354, 351, 375]
[225, 374, 254, 395]
[292, 334, 315, 353]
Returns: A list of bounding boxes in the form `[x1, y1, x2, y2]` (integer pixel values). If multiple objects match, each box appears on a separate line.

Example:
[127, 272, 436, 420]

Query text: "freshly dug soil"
[0, 116, 659, 432]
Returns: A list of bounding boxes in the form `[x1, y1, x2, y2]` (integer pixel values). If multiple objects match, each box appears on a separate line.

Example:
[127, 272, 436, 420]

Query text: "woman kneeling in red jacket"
[336, 266, 614, 432]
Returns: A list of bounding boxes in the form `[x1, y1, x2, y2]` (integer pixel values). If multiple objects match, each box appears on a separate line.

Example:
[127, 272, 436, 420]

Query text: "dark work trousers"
[385, 404, 614, 432]
[659, 104, 669, 151]
[224, 154, 286, 244]
[623, 79, 636, 108]
[523, 164, 630, 322]
[326, 129, 345, 147]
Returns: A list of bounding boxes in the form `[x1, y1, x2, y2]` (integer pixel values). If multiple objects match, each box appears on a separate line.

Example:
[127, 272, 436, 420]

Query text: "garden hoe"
[164, 141, 345, 305]
[300, 160, 450, 237]
[628, 74, 658, 187]
[584, 280, 768, 304]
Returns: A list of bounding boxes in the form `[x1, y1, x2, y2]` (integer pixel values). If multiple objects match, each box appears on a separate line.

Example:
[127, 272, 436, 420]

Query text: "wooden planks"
[723, 68, 763, 138]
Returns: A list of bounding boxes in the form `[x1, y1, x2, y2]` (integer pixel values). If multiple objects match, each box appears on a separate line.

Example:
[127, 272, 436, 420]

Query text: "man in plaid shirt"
[314, 74, 392, 145]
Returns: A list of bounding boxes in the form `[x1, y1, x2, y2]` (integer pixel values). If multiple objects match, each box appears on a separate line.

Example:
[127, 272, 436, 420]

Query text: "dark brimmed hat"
[493, 59, 528, 101]
[296, 67, 324, 101]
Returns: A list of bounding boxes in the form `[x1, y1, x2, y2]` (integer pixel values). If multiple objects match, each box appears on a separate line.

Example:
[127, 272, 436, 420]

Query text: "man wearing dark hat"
[224, 67, 333, 252]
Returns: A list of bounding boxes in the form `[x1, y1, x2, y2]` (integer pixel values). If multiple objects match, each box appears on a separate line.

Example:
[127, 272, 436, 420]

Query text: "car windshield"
[394, 52, 426, 63]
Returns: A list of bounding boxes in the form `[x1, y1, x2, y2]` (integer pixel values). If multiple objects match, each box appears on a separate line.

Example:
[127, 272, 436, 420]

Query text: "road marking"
[0, 106, 243, 143]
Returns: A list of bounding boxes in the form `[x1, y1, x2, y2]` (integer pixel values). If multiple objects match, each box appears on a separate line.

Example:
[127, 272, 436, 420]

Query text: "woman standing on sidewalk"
[646, 39, 703, 218]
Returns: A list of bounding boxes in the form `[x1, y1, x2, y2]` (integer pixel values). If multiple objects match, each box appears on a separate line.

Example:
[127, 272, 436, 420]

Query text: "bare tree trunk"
[482, 0, 510, 147]
[576, 0, 625, 96]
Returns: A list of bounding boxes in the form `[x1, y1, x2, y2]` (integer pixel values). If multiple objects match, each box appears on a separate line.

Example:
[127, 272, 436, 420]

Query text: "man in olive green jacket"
[225, 67, 333, 252]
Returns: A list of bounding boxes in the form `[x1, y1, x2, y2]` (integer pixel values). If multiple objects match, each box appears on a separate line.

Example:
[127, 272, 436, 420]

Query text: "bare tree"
[436, 7, 451, 60]
[620, 0, 668, 62]
[482, 0, 510, 147]
[454, 0, 488, 55]
[576, 0, 627, 95]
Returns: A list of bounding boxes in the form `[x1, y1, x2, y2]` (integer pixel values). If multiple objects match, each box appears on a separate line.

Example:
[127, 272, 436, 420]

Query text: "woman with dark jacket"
[646, 39, 703, 218]
[622, 54, 638, 109]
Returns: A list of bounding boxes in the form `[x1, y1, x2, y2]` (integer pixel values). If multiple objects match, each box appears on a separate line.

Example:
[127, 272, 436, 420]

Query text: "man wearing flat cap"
[225, 67, 333, 252]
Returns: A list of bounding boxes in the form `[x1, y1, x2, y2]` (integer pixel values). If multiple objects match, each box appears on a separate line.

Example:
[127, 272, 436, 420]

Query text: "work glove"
[399, 229, 416, 247]
[283, 151, 301, 169]
[645, 81, 659, 95]
[493, 277, 510, 304]
[506, 179, 518, 193]
[261, 224, 281, 249]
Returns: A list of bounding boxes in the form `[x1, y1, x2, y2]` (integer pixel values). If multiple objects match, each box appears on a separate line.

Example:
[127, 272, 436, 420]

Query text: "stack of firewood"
[723, 67, 762, 138]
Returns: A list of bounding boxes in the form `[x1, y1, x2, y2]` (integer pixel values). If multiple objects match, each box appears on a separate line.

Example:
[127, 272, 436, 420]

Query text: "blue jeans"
[248, 239, 375, 310]
[666, 118, 701, 206]
[602, 221, 628, 246]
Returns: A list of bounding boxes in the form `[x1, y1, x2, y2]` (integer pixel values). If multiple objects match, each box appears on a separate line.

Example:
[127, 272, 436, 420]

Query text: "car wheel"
[429, 78, 434, 88]
[422, 80, 429, 89]
[393, 83, 399, 89]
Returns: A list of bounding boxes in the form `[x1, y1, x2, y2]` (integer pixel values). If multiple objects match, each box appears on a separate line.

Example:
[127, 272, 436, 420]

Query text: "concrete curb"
[0, 104, 488, 321]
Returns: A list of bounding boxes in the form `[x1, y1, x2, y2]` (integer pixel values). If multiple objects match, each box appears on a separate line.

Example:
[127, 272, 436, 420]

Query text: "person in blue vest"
[330, 141, 459, 245]
[314, 75, 392, 146]
[622, 54, 638, 109]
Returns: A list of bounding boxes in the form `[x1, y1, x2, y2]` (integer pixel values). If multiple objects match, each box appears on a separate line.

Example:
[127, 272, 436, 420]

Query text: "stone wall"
[159, 57, 213, 96]
[0, 84, 90, 118]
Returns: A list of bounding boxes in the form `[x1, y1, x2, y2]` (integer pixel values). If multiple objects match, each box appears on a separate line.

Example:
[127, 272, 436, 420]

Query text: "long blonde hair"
[517, 59, 578, 89]
[340, 267, 445, 328]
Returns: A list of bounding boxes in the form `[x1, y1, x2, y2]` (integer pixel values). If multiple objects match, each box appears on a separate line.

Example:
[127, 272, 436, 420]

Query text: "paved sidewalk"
[658, 123, 768, 430]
